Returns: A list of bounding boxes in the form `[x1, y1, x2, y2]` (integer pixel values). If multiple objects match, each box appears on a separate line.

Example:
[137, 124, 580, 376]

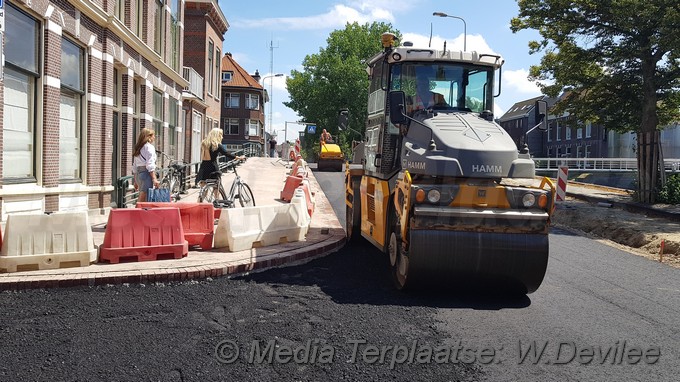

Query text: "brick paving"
[0, 158, 345, 290]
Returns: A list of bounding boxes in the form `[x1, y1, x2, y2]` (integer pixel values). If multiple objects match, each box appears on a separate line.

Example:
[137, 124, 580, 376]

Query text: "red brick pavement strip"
[0, 158, 346, 291]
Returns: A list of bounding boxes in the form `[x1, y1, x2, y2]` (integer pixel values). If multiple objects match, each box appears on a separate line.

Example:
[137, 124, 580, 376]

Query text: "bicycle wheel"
[170, 176, 181, 201]
[198, 183, 216, 203]
[236, 182, 256, 207]
[159, 177, 171, 192]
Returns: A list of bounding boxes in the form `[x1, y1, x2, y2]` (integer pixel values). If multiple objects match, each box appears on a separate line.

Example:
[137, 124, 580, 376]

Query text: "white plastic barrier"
[214, 189, 311, 252]
[0, 211, 97, 273]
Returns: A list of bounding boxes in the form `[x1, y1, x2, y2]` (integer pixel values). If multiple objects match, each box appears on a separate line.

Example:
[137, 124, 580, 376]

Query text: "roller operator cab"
[344, 33, 555, 294]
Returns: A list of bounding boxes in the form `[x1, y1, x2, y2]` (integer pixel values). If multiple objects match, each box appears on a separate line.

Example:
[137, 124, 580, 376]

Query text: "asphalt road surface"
[0, 166, 677, 382]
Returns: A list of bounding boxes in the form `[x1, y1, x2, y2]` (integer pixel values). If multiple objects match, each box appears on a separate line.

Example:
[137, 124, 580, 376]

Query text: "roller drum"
[408, 229, 549, 294]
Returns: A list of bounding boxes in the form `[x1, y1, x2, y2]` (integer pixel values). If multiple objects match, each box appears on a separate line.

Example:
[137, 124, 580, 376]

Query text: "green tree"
[285, 22, 400, 160]
[511, 0, 680, 203]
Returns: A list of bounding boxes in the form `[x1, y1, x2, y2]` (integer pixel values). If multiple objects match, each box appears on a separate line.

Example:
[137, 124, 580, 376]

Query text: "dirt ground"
[552, 198, 680, 269]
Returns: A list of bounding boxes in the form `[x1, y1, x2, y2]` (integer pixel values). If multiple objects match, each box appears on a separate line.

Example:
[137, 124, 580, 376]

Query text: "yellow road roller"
[343, 33, 556, 294]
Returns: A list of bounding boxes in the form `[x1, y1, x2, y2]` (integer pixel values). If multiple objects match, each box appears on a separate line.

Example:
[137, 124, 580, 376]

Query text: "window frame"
[153, 89, 165, 153]
[59, 36, 86, 182]
[224, 93, 239, 108]
[225, 118, 239, 135]
[153, 0, 164, 56]
[245, 94, 260, 110]
[207, 39, 214, 96]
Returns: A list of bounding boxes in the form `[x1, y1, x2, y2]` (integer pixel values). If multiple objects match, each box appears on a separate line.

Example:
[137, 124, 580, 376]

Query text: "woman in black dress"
[196, 128, 245, 184]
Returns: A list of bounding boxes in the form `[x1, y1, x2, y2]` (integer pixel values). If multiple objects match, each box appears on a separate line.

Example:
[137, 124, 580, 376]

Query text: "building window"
[585, 145, 592, 158]
[225, 118, 239, 135]
[224, 93, 239, 108]
[586, 122, 592, 138]
[215, 48, 221, 99]
[133, 79, 141, 139]
[3, 5, 40, 180]
[577, 146, 582, 158]
[168, 99, 178, 157]
[245, 94, 260, 110]
[136, 0, 144, 37]
[60, 37, 85, 181]
[547, 123, 552, 142]
[222, 71, 232, 82]
[577, 128, 583, 139]
[170, 0, 181, 72]
[115, 0, 126, 24]
[153, 90, 164, 152]
[556, 120, 561, 141]
[207, 40, 214, 95]
[247, 119, 260, 137]
[566, 126, 571, 140]
[154, 0, 164, 56]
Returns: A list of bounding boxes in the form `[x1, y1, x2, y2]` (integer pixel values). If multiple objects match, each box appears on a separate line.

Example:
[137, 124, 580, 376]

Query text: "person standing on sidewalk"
[269, 136, 278, 158]
[196, 128, 246, 190]
[132, 128, 160, 203]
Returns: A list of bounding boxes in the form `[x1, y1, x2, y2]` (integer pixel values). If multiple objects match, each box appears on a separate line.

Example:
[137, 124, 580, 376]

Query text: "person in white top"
[131, 127, 160, 202]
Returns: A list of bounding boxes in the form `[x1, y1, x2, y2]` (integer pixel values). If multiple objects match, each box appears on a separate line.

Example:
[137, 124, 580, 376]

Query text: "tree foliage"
[511, 0, 680, 203]
[285, 22, 400, 159]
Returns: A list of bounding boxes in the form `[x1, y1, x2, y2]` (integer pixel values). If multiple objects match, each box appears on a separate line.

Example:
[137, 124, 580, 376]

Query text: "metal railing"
[533, 158, 680, 172]
[182, 66, 204, 100]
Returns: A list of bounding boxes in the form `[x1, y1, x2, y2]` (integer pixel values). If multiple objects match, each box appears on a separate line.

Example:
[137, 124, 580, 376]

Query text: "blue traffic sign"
[307, 125, 316, 134]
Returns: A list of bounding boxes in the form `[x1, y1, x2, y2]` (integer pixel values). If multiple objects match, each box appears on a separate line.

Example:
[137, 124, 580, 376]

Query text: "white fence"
[532, 158, 680, 172]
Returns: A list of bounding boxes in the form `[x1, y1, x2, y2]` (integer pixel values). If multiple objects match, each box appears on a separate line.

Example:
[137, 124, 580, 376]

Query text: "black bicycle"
[198, 161, 255, 208]
[157, 150, 185, 202]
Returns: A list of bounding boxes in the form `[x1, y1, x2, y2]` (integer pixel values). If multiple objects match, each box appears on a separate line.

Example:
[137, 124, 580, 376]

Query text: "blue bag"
[147, 187, 171, 202]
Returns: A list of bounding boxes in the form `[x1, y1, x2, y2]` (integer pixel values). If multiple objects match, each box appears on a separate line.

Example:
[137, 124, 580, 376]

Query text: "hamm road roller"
[344, 33, 555, 293]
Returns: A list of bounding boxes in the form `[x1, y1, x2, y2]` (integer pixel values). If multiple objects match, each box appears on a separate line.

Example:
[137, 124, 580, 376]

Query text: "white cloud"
[400, 32, 497, 54]
[503, 69, 541, 94]
[231, 4, 394, 31]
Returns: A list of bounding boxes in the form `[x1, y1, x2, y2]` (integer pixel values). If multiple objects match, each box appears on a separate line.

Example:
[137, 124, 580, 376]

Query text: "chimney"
[252, 69, 261, 83]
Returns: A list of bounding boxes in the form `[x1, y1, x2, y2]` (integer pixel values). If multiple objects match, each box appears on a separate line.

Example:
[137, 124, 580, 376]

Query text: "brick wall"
[0, 0, 185, 215]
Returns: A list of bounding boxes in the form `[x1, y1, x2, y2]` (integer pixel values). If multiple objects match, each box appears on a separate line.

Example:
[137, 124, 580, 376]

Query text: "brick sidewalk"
[0, 158, 346, 290]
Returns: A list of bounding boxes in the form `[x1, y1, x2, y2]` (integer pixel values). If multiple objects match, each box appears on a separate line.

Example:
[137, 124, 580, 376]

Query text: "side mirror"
[389, 91, 407, 125]
[535, 100, 548, 131]
[338, 109, 349, 131]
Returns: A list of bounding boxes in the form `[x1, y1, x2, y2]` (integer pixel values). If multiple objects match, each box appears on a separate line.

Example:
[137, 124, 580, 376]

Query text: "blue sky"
[217, 0, 544, 142]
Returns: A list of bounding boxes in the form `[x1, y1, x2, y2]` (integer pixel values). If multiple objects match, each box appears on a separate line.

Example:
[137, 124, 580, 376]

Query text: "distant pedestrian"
[131, 128, 160, 203]
[269, 137, 277, 158]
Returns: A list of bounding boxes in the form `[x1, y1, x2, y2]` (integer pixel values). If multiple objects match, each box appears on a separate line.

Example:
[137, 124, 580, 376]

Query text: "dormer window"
[222, 71, 233, 82]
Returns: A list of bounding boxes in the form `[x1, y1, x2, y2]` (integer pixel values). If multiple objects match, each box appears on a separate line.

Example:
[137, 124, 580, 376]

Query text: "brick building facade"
[1, 0, 187, 221]
[220, 53, 267, 156]
[181, 0, 228, 163]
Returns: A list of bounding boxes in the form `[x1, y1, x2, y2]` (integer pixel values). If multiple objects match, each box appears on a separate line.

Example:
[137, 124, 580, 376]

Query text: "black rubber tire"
[346, 178, 361, 243]
[199, 184, 226, 203]
[237, 183, 256, 207]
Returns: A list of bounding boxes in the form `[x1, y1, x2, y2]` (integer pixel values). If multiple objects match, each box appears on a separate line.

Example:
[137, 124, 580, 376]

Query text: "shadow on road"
[239, 241, 532, 311]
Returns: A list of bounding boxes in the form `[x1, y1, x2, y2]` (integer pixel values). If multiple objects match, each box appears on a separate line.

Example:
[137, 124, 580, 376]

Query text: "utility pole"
[268, 37, 279, 135]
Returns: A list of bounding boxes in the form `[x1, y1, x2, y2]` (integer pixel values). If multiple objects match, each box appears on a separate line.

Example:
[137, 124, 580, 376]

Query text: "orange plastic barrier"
[296, 180, 315, 217]
[99, 208, 188, 264]
[136, 202, 215, 250]
[280, 174, 304, 202]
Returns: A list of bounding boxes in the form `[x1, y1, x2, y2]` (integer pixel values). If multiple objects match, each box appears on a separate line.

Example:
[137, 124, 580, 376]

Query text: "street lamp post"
[433, 12, 467, 52]
[260, 73, 284, 136]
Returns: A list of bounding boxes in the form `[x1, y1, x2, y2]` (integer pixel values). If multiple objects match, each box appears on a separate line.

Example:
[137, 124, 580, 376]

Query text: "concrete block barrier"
[99, 208, 188, 264]
[136, 202, 215, 250]
[0, 212, 96, 273]
[214, 190, 311, 252]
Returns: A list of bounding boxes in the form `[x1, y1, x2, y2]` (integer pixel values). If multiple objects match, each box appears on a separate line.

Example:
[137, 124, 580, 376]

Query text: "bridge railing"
[532, 158, 680, 173]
